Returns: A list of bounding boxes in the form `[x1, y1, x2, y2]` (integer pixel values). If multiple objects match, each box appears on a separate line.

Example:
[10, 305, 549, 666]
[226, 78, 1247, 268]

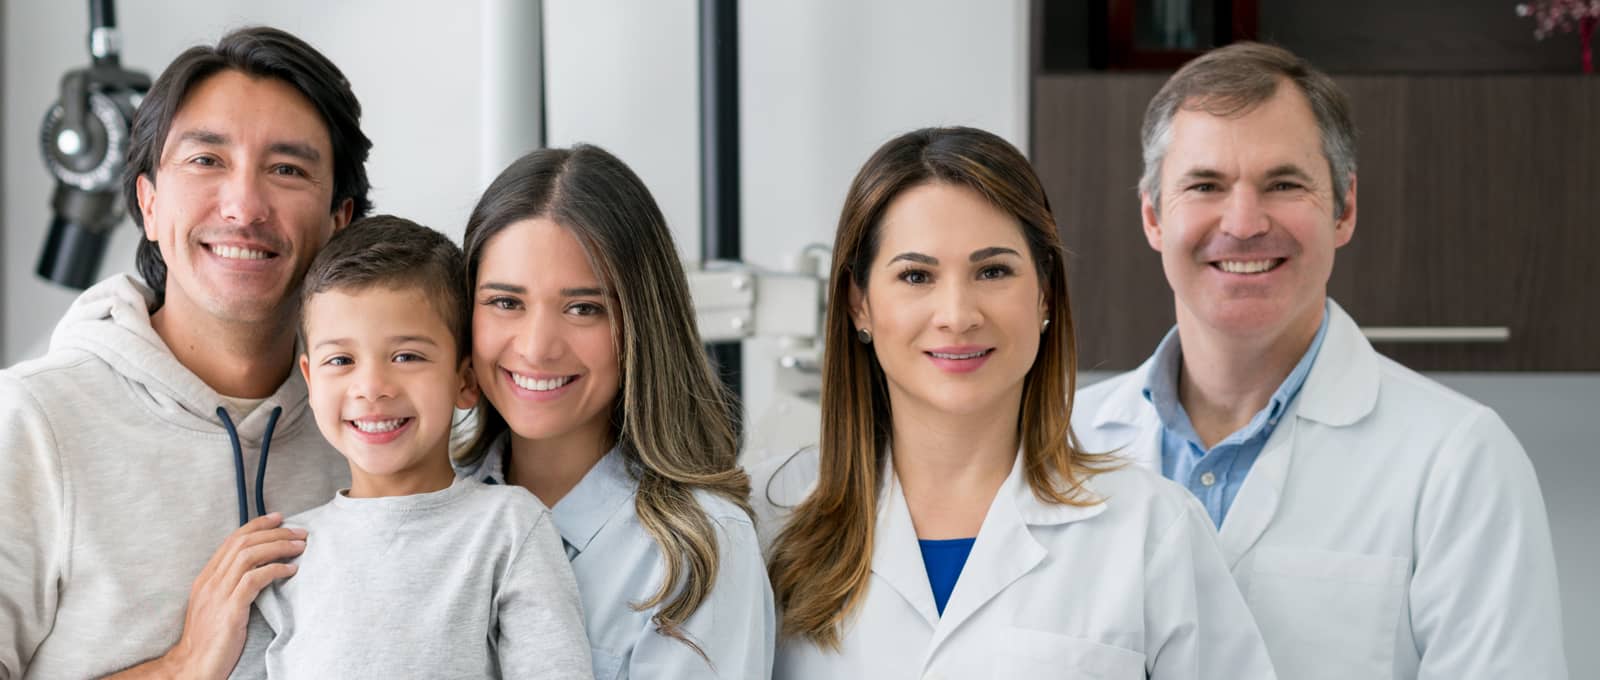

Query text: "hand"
[154, 513, 306, 679]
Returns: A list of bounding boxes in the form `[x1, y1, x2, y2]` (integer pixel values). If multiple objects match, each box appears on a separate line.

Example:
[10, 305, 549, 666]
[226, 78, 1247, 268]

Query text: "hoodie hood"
[48, 274, 316, 444]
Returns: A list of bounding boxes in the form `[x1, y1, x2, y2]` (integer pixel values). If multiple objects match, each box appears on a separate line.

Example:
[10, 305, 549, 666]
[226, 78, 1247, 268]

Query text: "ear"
[136, 174, 160, 241]
[1140, 191, 1163, 252]
[454, 357, 480, 410]
[332, 198, 355, 231]
[847, 276, 871, 334]
[298, 354, 313, 389]
[1333, 173, 1357, 249]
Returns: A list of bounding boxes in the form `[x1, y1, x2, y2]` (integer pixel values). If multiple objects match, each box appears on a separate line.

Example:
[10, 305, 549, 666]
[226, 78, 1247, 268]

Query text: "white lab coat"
[751, 447, 1277, 680]
[1073, 300, 1568, 680]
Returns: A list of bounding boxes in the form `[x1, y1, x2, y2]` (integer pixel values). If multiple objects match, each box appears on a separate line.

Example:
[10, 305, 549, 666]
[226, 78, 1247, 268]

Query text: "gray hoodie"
[0, 275, 348, 679]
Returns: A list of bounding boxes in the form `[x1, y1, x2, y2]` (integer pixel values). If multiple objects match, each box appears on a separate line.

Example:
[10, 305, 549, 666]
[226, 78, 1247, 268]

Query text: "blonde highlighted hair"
[460, 145, 751, 657]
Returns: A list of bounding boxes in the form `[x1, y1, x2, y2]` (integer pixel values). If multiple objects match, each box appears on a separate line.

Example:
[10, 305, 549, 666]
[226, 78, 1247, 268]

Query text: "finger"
[197, 513, 287, 583]
[229, 561, 300, 610]
[220, 539, 307, 594]
[192, 526, 305, 601]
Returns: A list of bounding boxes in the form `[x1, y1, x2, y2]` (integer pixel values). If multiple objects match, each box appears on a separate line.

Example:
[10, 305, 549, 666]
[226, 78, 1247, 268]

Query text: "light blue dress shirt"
[1141, 304, 1329, 528]
[459, 435, 776, 679]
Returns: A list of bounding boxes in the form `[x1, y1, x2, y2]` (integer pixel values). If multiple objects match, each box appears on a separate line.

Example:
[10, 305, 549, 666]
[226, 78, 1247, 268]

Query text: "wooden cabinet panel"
[1033, 74, 1600, 371]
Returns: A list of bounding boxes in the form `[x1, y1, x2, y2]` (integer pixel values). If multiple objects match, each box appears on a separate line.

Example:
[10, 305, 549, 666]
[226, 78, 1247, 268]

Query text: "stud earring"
[1041, 318, 1051, 333]
[856, 328, 873, 344]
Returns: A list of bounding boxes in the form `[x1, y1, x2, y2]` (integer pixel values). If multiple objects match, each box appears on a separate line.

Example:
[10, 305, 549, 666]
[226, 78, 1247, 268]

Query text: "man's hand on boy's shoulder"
[103, 513, 308, 680]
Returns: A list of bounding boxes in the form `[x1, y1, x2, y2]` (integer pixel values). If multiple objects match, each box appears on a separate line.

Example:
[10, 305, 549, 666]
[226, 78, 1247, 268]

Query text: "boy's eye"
[323, 356, 352, 367]
[393, 352, 425, 363]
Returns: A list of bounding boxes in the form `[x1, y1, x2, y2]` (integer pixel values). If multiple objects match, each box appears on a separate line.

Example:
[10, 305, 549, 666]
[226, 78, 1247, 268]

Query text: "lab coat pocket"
[993, 628, 1146, 679]
[1247, 547, 1408, 680]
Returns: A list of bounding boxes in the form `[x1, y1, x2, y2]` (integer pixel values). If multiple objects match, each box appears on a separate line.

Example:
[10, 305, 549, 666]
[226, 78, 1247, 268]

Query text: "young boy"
[229, 216, 594, 679]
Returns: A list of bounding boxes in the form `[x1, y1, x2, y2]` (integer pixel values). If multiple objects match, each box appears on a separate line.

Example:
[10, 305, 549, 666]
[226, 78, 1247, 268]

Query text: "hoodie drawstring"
[218, 406, 284, 527]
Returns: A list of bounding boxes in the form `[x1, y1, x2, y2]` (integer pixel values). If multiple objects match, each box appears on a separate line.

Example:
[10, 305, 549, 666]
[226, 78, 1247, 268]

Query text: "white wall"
[739, 0, 1030, 426]
[3, 0, 539, 363]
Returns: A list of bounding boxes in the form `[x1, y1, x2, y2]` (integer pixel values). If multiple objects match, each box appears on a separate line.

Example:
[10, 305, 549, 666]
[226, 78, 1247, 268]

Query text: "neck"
[1173, 299, 1322, 448]
[888, 387, 1021, 539]
[151, 302, 297, 399]
[346, 447, 456, 499]
[505, 420, 614, 507]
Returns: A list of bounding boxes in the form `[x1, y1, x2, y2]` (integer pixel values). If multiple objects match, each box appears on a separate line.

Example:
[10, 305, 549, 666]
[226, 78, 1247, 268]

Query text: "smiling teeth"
[352, 418, 405, 433]
[212, 245, 271, 260]
[1217, 259, 1277, 274]
[930, 350, 988, 360]
[512, 373, 575, 391]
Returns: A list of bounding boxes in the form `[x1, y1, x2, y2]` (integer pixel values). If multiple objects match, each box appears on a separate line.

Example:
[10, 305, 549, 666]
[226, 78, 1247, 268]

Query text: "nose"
[217, 168, 271, 226]
[514, 306, 569, 364]
[351, 362, 396, 402]
[932, 279, 983, 335]
[1218, 186, 1270, 240]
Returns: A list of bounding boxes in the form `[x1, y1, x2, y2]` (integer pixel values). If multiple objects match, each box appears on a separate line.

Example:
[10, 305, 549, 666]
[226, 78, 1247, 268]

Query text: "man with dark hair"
[0, 27, 373, 679]
[1075, 42, 1566, 678]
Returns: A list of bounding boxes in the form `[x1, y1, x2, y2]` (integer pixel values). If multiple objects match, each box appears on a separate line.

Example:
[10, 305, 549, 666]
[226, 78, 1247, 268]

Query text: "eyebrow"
[887, 248, 1021, 266]
[1263, 164, 1315, 183]
[173, 129, 321, 163]
[1176, 167, 1228, 184]
[970, 247, 1021, 262]
[268, 141, 322, 164]
[888, 252, 938, 265]
[477, 282, 607, 297]
[311, 335, 439, 351]
[478, 282, 525, 295]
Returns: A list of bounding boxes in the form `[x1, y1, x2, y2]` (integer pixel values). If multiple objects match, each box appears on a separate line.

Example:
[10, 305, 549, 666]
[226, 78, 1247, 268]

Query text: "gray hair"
[1139, 42, 1357, 220]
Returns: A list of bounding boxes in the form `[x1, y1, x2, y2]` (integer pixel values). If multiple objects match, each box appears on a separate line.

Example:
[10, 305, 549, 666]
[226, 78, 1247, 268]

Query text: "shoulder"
[1071, 370, 1155, 452]
[468, 478, 552, 512]
[282, 498, 338, 530]
[1, 349, 113, 415]
[1365, 357, 1523, 460]
[746, 446, 819, 544]
[1074, 370, 1141, 410]
[1080, 461, 1198, 530]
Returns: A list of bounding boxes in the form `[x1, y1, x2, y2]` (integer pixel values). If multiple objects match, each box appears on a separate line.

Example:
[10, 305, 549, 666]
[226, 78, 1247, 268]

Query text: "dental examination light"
[36, 0, 149, 289]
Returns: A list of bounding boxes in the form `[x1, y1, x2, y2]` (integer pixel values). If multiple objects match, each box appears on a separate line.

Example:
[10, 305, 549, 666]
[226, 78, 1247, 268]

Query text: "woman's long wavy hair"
[459, 145, 750, 655]
[766, 126, 1114, 648]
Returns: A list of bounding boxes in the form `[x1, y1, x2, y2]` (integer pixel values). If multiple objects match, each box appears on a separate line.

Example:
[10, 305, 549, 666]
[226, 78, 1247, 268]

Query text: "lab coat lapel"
[926, 455, 1104, 652]
[1218, 416, 1294, 568]
[870, 469, 941, 629]
[1216, 300, 1379, 568]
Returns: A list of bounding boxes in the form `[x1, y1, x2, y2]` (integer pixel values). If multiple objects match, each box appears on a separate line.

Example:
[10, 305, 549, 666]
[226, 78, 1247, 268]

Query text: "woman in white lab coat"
[752, 127, 1276, 679]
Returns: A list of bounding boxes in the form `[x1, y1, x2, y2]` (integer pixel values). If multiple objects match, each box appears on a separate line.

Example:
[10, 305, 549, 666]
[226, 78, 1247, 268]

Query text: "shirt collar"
[1141, 302, 1331, 448]
[459, 433, 635, 556]
[549, 445, 636, 555]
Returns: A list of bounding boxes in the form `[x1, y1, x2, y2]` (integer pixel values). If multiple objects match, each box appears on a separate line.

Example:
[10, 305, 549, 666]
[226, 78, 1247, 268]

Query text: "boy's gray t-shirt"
[230, 476, 593, 679]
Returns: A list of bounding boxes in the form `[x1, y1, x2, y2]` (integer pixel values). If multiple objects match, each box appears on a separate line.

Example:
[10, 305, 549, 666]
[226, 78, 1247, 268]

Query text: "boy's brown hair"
[299, 215, 468, 358]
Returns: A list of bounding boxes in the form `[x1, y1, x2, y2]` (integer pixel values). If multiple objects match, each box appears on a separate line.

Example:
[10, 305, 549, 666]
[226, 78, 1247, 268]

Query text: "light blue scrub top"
[459, 435, 776, 679]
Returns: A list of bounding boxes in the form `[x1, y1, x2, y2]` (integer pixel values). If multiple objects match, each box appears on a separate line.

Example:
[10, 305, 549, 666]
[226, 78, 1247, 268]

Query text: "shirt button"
[1200, 471, 1217, 487]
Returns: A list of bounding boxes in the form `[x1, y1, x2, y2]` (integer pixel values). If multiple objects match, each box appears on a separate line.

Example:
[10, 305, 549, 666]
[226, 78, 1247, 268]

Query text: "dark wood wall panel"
[1033, 74, 1168, 371]
[1034, 74, 1600, 371]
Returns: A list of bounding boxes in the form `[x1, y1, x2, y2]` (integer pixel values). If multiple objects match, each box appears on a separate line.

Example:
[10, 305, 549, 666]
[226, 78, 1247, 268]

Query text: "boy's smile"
[300, 286, 477, 498]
